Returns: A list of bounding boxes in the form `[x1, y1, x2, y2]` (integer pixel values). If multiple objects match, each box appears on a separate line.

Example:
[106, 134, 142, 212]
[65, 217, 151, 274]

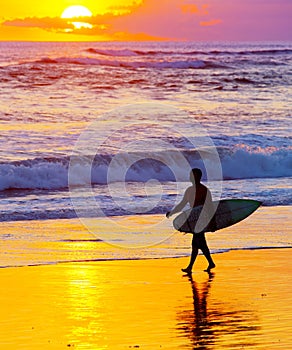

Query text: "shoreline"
[0, 245, 291, 270]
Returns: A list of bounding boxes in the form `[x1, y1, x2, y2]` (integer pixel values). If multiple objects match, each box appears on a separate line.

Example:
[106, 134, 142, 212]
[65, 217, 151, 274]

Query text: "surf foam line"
[0, 147, 290, 191]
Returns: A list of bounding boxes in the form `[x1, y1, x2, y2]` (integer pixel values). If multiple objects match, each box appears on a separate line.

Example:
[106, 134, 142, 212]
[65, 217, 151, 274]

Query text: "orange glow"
[0, 0, 290, 41]
[200, 19, 222, 26]
[0, 0, 145, 41]
[111, 31, 168, 41]
[181, 4, 200, 14]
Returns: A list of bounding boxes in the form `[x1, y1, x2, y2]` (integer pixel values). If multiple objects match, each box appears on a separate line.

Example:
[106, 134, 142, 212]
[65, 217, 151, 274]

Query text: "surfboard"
[173, 199, 261, 234]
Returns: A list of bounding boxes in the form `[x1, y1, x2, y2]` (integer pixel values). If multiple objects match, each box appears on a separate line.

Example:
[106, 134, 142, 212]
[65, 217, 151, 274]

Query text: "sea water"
[0, 41, 291, 266]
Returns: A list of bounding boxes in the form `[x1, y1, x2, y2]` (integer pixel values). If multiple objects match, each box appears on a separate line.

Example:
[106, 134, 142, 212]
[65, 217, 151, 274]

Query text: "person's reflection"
[190, 272, 214, 328]
[178, 272, 215, 349]
[177, 272, 260, 349]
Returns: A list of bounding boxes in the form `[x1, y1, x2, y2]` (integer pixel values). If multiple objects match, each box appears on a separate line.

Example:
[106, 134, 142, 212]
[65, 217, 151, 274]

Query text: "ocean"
[0, 41, 291, 267]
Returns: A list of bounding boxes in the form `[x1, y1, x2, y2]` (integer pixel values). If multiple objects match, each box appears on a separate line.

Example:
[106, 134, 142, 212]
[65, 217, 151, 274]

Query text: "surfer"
[166, 168, 216, 273]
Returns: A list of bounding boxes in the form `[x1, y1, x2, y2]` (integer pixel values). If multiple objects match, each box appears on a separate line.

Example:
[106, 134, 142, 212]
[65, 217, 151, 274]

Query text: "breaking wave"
[0, 147, 290, 191]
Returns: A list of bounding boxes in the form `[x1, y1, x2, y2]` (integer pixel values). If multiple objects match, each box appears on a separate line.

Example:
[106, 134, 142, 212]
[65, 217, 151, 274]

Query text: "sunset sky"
[0, 0, 291, 41]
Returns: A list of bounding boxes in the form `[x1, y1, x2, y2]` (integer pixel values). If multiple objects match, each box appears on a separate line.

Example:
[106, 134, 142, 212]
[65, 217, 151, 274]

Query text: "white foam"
[0, 161, 68, 191]
[221, 148, 292, 179]
[0, 147, 290, 191]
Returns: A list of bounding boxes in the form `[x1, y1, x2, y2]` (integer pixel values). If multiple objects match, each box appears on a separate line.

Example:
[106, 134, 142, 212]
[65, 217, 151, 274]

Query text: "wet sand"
[0, 248, 291, 349]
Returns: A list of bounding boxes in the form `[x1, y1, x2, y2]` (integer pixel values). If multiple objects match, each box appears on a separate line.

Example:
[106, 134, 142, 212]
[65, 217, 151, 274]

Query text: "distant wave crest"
[35, 56, 225, 69]
[86, 48, 140, 56]
[86, 47, 292, 57]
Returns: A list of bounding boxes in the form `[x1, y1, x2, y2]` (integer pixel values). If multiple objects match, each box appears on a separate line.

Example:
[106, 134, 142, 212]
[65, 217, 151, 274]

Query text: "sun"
[61, 5, 93, 30]
[61, 5, 92, 19]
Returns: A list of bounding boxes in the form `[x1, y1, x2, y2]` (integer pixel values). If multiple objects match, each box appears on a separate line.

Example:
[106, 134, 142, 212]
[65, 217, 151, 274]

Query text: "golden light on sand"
[61, 5, 93, 30]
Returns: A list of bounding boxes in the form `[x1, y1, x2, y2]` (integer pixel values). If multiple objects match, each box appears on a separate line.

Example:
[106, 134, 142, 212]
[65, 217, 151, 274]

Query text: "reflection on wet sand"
[177, 273, 261, 349]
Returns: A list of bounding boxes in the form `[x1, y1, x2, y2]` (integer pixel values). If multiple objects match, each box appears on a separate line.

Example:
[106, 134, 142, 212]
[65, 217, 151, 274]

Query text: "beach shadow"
[176, 273, 261, 349]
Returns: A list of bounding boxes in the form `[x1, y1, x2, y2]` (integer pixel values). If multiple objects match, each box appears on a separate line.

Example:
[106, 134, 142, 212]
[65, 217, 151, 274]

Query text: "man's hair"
[191, 168, 202, 181]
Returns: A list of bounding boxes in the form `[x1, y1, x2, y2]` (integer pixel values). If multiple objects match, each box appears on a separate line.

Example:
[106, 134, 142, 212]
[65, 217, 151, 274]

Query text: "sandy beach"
[0, 247, 291, 349]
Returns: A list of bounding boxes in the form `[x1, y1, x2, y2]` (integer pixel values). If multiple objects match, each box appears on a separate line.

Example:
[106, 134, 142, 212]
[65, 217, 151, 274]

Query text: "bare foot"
[204, 263, 216, 272]
[181, 268, 192, 274]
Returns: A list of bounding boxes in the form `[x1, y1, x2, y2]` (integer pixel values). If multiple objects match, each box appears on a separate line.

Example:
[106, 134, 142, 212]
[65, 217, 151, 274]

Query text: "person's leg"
[182, 236, 199, 273]
[199, 233, 215, 272]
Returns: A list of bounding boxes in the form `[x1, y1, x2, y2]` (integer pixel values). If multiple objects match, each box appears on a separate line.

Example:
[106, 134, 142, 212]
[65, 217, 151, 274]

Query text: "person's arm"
[166, 189, 189, 218]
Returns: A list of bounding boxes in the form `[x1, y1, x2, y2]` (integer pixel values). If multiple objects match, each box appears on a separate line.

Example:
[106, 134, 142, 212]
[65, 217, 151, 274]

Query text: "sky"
[0, 0, 291, 41]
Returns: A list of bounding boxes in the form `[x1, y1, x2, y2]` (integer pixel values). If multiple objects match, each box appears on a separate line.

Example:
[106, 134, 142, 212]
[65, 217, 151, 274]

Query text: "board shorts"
[192, 232, 208, 249]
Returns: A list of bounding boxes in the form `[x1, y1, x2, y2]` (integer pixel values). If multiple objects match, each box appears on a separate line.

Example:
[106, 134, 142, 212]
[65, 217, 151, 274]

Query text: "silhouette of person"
[166, 168, 216, 273]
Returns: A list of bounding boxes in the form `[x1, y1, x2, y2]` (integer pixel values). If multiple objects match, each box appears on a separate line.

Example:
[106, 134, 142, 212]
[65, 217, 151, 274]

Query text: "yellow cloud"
[2, 13, 118, 35]
[3, 17, 73, 30]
